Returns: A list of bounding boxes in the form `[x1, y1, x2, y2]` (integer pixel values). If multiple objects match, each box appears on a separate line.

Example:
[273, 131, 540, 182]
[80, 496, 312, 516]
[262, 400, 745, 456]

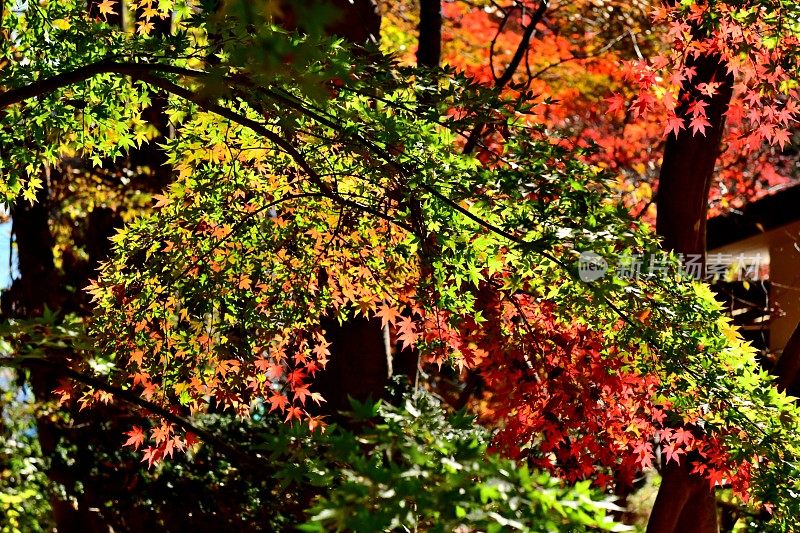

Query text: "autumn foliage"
[3, 0, 800, 531]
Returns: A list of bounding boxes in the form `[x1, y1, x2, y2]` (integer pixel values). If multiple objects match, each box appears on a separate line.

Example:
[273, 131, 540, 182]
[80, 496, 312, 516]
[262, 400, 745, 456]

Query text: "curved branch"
[0, 60, 415, 233]
[463, 0, 548, 154]
[2, 354, 264, 470]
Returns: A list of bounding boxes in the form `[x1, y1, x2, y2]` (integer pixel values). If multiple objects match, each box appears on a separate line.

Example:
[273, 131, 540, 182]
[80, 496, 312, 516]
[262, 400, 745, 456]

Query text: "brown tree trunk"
[648, 50, 734, 533]
[771, 321, 800, 396]
[308, 1, 423, 409]
[3, 176, 112, 532]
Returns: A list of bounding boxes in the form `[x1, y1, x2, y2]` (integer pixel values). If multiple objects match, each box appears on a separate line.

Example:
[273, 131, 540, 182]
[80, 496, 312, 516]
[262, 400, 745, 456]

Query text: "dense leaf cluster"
[2, 0, 800, 530]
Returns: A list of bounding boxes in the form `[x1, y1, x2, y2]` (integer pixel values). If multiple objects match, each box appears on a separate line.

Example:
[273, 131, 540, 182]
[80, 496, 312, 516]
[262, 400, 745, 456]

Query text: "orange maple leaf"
[123, 426, 145, 450]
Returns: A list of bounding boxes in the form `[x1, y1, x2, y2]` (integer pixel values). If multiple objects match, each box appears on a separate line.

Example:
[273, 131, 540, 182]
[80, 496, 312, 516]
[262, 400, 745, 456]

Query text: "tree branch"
[0, 60, 415, 234]
[2, 354, 265, 470]
[463, 0, 548, 154]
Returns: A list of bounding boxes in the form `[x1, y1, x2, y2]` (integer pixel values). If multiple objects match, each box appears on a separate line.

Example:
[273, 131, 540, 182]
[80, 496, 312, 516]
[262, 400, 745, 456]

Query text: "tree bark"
[648, 50, 734, 533]
[417, 0, 442, 69]
[771, 321, 800, 396]
[3, 176, 113, 532]
[279, 0, 381, 45]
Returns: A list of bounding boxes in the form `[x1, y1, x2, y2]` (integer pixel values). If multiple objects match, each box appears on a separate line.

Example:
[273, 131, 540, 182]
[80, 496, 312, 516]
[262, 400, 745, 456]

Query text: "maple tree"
[3, 0, 800, 532]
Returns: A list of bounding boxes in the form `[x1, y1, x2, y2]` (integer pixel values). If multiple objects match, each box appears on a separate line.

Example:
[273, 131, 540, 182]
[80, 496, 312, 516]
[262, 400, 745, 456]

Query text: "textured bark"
[655, 55, 733, 259]
[648, 462, 719, 533]
[315, 316, 392, 411]
[648, 51, 733, 533]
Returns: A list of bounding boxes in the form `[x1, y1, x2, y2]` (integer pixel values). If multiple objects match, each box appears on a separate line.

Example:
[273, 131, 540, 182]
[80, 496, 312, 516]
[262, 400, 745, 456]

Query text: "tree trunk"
[648, 50, 734, 533]
[308, 1, 423, 409]
[771, 321, 800, 396]
[417, 0, 442, 69]
[279, 0, 381, 45]
[3, 176, 113, 532]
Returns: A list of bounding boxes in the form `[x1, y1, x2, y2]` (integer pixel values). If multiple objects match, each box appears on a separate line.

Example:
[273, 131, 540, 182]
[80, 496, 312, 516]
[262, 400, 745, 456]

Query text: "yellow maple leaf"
[97, 0, 117, 18]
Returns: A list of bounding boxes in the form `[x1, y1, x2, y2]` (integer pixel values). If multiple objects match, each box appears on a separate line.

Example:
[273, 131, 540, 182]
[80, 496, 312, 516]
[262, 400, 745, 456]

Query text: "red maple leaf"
[287, 368, 306, 387]
[123, 426, 145, 450]
[770, 128, 791, 149]
[269, 393, 289, 412]
[697, 82, 719, 97]
[293, 385, 311, 405]
[284, 406, 304, 422]
[689, 115, 712, 136]
[706, 468, 726, 489]
[663, 442, 685, 465]
[141, 446, 162, 469]
[686, 99, 708, 118]
[673, 427, 694, 446]
[664, 113, 684, 138]
[605, 93, 626, 115]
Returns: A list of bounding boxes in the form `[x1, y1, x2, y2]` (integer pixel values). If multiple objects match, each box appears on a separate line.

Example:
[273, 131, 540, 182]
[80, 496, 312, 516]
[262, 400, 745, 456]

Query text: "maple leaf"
[132, 371, 151, 387]
[686, 99, 708, 118]
[312, 338, 332, 360]
[254, 358, 270, 372]
[376, 302, 402, 327]
[293, 385, 311, 405]
[310, 392, 326, 405]
[151, 423, 171, 444]
[633, 441, 653, 468]
[53, 381, 74, 406]
[689, 115, 712, 136]
[266, 362, 284, 379]
[396, 315, 419, 350]
[669, 69, 686, 88]
[130, 349, 145, 366]
[141, 446, 162, 469]
[287, 368, 306, 387]
[152, 194, 170, 208]
[305, 360, 321, 376]
[141, 383, 157, 401]
[307, 415, 326, 432]
[605, 93, 626, 115]
[697, 82, 719, 97]
[663, 442, 685, 465]
[706, 468, 725, 489]
[123, 426, 145, 450]
[770, 128, 791, 149]
[96, 0, 117, 19]
[284, 406, 304, 422]
[96, 390, 114, 404]
[673, 427, 694, 446]
[137, 20, 155, 35]
[629, 92, 654, 118]
[268, 393, 289, 412]
[163, 438, 175, 459]
[664, 113, 684, 138]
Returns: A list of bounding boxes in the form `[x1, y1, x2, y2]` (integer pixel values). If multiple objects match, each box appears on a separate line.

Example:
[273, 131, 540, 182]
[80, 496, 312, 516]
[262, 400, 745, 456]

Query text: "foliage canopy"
[3, 0, 800, 531]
